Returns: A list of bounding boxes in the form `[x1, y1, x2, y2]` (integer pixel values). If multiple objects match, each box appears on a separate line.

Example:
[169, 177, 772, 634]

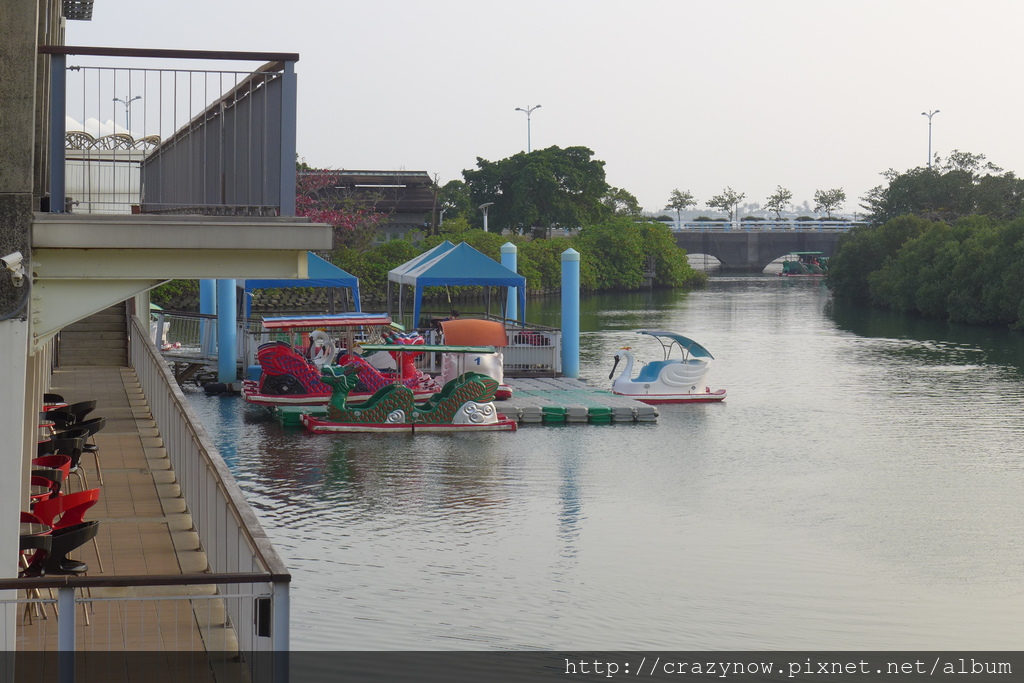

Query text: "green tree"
[462, 146, 609, 236]
[764, 186, 793, 220]
[813, 188, 846, 218]
[862, 150, 1024, 225]
[666, 189, 697, 227]
[707, 187, 746, 221]
[438, 179, 473, 226]
[601, 187, 643, 217]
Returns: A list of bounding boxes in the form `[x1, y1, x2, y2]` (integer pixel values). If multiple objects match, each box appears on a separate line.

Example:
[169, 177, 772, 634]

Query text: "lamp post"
[113, 95, 141, 133]
[479, 202, 494, 232]
[921, 109, 940, 169]
[514, 104, 541, 153]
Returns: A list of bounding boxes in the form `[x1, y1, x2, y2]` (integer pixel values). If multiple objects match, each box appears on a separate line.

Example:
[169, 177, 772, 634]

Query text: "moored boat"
[301, 348, 518, 434]
[779, 251, 828, 276]
[609, 330, 726, 404]
[242, 313, 440, 407]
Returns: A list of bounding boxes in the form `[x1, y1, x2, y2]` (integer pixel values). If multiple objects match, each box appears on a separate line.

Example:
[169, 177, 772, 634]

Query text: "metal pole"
[921, 109, 939, 169]
[514, 104, 541, 153]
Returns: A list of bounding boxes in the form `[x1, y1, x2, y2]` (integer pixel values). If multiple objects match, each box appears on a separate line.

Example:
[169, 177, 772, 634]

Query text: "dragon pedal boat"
[301, 347, 518, 434]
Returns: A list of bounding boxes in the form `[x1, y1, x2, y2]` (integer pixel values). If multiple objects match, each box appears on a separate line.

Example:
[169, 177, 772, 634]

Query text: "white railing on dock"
[676, 220, 862, 232]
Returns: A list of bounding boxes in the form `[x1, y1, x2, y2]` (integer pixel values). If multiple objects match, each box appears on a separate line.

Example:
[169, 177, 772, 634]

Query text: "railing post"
[57, 586, 76, 682]
[48, 53, 66, 213]
[273, 581, 290, 676]
[278, 61, 297, 217]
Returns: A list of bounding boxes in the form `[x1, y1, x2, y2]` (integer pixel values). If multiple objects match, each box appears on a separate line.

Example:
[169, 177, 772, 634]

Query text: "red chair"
[38, 438, 87, 492]
[29, 475, 60, 505]
[31, 488, 103, 573]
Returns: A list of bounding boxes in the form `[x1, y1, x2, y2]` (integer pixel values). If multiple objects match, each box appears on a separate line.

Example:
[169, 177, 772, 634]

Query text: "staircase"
[58, 303, 129, 367]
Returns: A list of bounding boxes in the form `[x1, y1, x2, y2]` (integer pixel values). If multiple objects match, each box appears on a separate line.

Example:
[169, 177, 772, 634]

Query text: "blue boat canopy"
[387, 242, 526, 326]
[244, 252, 361, 313]
[637, 329, 714, 359]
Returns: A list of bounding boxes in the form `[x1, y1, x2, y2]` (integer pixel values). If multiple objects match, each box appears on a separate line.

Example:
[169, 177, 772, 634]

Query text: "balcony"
[31, 46, 333, 352]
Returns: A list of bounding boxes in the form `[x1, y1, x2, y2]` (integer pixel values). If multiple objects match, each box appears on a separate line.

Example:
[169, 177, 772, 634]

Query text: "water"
[188, 276, 1024, 650]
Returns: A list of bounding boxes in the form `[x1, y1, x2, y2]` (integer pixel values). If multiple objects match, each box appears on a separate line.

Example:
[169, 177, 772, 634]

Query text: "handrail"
[38, 45, 300, 62]
[130, 316, 291, 579]
[0, 571, 284, 591]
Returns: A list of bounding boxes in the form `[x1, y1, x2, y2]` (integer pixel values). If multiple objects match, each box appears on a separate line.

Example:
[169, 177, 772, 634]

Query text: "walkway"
[19, 365, 216, 653]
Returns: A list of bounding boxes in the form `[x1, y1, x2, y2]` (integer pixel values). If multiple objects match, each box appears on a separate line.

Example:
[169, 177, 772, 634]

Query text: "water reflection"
[186, 277, 1024, 650]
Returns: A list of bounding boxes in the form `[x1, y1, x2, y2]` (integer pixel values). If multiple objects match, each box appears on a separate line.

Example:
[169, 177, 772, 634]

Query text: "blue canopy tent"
[387, 241, 527, 328]
[243, 251, 361, 318]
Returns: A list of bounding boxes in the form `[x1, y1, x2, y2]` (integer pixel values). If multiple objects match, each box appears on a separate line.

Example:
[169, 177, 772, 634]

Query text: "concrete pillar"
[0, 0, 40, 644]
[216, 279, 237, 383]
[199, 279, 216, 356]
[561, 248, 580, 378]
[500, 242, 518, 322]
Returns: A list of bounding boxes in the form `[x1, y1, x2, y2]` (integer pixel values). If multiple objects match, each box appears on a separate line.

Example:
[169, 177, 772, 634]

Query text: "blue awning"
[387, 242, 526, 326]
[244, 252, 361, 312]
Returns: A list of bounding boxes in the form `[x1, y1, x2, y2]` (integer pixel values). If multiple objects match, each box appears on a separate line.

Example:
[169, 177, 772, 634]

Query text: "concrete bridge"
[674, 222, 858, 272]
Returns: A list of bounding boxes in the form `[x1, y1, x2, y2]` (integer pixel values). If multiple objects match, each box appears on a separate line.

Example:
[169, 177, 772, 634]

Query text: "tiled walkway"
[19, 365, 213, 652]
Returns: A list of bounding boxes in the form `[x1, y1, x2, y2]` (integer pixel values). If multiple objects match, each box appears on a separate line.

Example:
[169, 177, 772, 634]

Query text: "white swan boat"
[609, 330, 726, 404]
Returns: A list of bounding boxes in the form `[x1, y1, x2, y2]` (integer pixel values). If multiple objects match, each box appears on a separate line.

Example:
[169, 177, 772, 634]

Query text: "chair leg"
[89, 446, 103, 486]
[92, 535, 104, 573]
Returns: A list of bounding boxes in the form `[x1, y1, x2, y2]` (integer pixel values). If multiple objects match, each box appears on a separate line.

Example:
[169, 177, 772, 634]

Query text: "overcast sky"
[69, 0, 1024, 217]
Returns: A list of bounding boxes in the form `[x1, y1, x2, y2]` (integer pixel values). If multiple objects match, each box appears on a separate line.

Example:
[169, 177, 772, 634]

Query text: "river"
[186, 274, 1024, 650]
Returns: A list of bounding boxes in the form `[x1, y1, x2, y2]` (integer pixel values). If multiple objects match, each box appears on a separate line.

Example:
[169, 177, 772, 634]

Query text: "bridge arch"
[674, 226, 849, 272]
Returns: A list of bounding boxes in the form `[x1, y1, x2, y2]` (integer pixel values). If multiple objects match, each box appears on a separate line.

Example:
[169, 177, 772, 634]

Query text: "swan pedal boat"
[301, 345, 517, 434]
[610, 330, 726, 404]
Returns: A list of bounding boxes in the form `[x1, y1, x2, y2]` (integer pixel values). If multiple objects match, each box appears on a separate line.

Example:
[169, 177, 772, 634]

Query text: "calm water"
[187, 276, 1024, 650]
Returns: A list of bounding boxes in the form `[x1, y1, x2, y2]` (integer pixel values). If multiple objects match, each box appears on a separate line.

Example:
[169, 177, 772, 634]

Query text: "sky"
[68, 0, 1024, 218]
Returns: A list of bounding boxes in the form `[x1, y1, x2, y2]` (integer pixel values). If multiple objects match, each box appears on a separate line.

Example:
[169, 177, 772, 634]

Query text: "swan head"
[609, 347, 633, 380]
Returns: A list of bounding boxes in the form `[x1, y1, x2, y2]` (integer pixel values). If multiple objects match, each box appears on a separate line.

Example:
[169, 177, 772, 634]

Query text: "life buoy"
[307, 330, 337, 367]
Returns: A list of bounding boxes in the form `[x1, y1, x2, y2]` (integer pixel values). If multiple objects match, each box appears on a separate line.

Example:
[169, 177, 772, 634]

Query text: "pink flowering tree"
[295, 168, 389, 251]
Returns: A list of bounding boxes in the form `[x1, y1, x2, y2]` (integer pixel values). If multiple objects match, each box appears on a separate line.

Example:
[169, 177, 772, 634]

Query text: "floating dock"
[504, 376, 658, 424]
[272, 377, 657, 426]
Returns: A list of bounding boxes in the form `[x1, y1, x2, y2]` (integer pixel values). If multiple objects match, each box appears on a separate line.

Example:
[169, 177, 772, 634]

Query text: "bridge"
[674, 222, 859, 272]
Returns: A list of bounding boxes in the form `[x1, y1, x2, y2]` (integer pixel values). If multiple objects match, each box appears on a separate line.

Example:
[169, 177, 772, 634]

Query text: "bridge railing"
[677, 221, 864, 232]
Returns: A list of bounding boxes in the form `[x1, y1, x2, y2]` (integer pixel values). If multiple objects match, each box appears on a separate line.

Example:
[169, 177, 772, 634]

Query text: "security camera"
[2, 251, 25, 287]
[1, 252, 23, 272]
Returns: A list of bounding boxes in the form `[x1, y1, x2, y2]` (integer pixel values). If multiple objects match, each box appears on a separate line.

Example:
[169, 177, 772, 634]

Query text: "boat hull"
[300, 413, 518, 433]
[242, 380, 436, 407]
[613, 388, 727, 404]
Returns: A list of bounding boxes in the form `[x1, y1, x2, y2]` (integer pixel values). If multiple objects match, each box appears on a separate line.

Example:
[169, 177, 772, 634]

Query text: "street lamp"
[514, 104, 541, 153]
[921, 109, 940, 169]
[479, 202, 494, 233]
[114, 95, 142, 133]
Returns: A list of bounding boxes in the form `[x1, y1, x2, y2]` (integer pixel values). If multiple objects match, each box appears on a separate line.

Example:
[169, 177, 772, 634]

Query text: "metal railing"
[41, 46, 298, 216]
[129, 315, 291, 654]
[677, 220, 862, 232]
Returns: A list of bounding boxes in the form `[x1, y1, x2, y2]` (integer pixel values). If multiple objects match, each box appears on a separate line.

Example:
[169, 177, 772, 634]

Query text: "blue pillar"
[561, 248, 580, 378]
[200, 279, 217, 357]
[501, 242, 518, 322]
[216, 279, 237, 383]
[48, 54, 66, 213]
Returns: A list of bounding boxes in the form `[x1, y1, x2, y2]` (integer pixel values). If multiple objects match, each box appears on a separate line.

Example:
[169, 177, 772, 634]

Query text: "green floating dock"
[270, 377, 657, 427]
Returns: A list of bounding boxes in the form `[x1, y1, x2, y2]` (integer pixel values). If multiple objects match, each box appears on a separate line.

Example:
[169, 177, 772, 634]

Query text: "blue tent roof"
[244, 252, 361, 311]
[387, 242, 526, 325]
[389, 242, 525, 287]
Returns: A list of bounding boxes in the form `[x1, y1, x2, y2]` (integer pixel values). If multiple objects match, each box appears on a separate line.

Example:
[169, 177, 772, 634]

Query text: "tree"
[707, 187, 746, 221]
[295, 168, 389, 251]
[666, 189, 696, 227]
[813, 188, 846, 218]
[461, 146, 609, 236]
[863, 150, 1024, 225]
[764, 186, 793, 220]
[601, 187, 643, 217]
[437, 179, 473, 227]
